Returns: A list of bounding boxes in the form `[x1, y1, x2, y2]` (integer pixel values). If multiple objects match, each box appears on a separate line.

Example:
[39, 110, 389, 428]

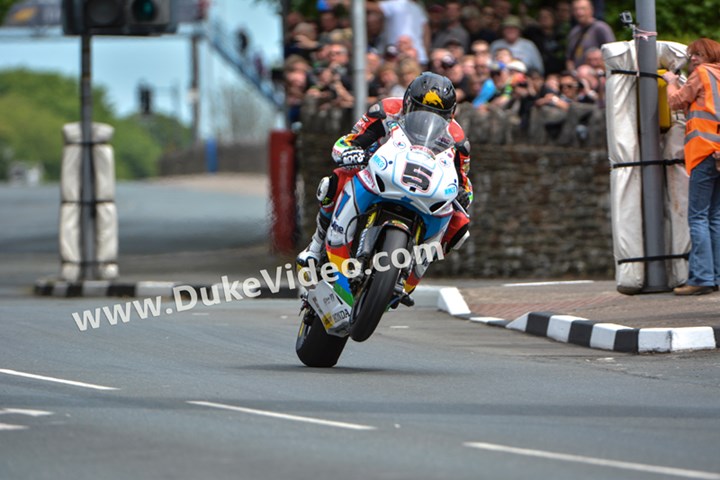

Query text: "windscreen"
[398, 111, 454, 155]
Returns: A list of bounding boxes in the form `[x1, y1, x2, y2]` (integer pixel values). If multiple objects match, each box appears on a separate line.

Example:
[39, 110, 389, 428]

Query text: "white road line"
[464, 442, 720, 480]
[0, 423, 27, 431]
[0, 408, 53, 417]
[188, 401, 376, 431]
[0, 369, 118, 391]
[503, 280, 595, 287]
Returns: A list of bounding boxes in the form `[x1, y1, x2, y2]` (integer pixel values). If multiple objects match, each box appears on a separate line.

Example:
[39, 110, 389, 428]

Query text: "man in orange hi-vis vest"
[663, 38, 720, 295]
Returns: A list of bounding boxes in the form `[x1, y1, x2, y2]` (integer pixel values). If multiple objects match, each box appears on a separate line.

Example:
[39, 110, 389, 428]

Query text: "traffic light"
[62, 0, 177, 36]
[138, 85, 153, 115]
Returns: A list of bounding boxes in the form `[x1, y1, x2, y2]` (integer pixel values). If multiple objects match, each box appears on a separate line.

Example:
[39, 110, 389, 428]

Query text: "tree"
[0, 0, 16, 24]
[0, 68, 190, 180]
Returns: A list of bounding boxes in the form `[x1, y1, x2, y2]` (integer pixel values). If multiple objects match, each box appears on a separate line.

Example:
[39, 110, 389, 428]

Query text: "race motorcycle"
[296, 110, 462, 367]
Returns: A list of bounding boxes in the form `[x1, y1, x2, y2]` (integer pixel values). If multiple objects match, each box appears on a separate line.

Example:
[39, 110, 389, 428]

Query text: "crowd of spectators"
[282, 0, 615, 143]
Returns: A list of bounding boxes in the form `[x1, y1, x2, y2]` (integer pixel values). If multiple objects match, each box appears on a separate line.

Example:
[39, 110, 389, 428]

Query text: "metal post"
[191, 30, 201, 144]
[351, 0, 367, 121]
[80, 34, 96, 280]
[635, 0, 668, 292]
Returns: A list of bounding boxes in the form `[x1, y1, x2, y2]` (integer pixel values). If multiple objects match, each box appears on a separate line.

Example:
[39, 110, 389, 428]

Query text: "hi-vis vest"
[685, 64, 720, 173]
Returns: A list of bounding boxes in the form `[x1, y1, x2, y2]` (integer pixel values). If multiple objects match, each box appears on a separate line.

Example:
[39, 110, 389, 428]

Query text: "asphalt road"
[1, 296, 719, 480]
[1, 177, 719, 479]
[0, 176, 272, 287]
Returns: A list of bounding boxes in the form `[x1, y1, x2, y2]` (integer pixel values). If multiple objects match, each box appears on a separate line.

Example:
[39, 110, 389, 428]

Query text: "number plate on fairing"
[306, 281, 352, 337]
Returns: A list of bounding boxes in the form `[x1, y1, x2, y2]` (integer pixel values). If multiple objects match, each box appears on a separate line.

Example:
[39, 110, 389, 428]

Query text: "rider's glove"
[456, 189, 472, 210]
[338, 147, 366, 168]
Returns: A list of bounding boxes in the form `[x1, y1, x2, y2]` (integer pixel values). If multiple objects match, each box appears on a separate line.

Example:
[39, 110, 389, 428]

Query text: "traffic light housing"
[138, 85, 153, 115]
[62, 0, 177, 36]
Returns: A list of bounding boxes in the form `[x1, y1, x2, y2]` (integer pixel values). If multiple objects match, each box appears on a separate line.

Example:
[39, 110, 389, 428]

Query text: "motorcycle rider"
[297, 72, 473, 294]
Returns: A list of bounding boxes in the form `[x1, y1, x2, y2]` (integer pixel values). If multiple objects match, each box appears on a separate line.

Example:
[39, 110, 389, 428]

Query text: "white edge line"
[188, 401, 376, 431]
[0, 423, 27, 431]
[503, 280, 595, 287]
[0, 369, 118, 391]
[464, 442, 720, 480]
[0, 408, 53, 417]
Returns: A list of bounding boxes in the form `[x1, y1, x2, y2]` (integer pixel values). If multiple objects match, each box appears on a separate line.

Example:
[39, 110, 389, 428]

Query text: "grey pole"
[80, 34, 96, 280]
[635, 0, 668, 292]
[351, 0, 367, 121]
[190, 30, 201, 145]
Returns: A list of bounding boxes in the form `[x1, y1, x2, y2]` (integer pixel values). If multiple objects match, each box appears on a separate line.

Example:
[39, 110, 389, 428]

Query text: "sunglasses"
[560, 83, 577, 89]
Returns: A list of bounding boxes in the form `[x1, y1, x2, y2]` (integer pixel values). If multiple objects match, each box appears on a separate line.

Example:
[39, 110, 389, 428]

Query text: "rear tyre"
[350, 228, 408, 342]
[296, 309, 349, 368]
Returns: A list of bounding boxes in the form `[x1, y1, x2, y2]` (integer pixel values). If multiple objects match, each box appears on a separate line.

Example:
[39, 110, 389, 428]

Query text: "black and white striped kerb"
[502, 311, 720, 354]
[34, 280, 296, 299]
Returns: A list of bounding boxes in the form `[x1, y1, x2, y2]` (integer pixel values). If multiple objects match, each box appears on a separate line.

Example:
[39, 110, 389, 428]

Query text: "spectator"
[396, 57, 423, 90]
[493, 47, 514, 66]
[490, 15, 545, 75]
[317, 6, 352, 49]
[487, 61, 514, 109]
[366, 50, 383, 104]
[429, 47, 452, 74]
[554, 71, 584, 110]
[284, 10, 305, 39]
[460, 5, 482, 44]
[566, 0, 615, 71]
[284, 21, 319, 62]
[460, 54, 477, 80]
[472, 62, 498, 110]
[369, 0, 430, 67]
[306, 42, 354, 110]
[471, 40, 492, 66]
[509, 72, 535, 130]
[427, 4, 446, 44]
[663, 38, 720, 295]
[439, 53, 473, 103]
[444, 37, 467, 61]
[491, 0, 512, 22]
[474, 5, 500, 44]
[576, 63, 603, 106]
[431, 0, 470, 53]
[377, 63, 403, 98]
[366, 6, 387, 54]
[284, 55, 310, 124]
[396, 35, 420, 62]
[523, 7, 566, 75]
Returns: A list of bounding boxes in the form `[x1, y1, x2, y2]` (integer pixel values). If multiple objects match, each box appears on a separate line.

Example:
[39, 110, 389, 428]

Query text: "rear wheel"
[350, 228, 408, 342]
[296, 309, 349, 368]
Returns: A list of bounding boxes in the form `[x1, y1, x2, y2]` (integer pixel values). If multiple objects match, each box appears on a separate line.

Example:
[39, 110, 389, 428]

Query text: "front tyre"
[296, 309, 349, 368]
[350, 228, 409, 342]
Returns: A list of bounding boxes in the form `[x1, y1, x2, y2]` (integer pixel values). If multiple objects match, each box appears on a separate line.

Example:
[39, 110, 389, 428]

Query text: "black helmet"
[403, 72, 456, 120]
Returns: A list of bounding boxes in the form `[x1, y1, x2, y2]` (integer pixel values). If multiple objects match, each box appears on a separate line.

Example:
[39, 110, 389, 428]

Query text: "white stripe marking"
[464, 442, 720, 480]
[0, 369, 118, 391]
[0, 408, 53, 417]
[188, 401, 376, 431]
[503, 280, 595, 287]
[0, 423, 27, 431]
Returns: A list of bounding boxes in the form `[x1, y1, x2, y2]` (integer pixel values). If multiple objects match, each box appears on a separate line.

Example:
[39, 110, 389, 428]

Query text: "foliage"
[0, 0, 15, 24]
[0, 68, 191, 181]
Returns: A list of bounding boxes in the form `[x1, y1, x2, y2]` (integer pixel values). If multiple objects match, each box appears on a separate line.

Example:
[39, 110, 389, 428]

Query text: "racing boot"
[296, 212, 331, 269]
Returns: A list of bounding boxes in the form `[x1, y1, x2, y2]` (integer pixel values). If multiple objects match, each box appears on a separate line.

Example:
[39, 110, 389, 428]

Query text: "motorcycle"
[296, 110, 461, 367]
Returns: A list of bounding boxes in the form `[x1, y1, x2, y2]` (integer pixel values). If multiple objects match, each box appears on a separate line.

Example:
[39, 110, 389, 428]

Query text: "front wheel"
[296, 309, 349, 368]
[350, 228, 409, 342]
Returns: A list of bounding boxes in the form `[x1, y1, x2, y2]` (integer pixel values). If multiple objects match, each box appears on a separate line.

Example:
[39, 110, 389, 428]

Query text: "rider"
[297, 71, 473, 293]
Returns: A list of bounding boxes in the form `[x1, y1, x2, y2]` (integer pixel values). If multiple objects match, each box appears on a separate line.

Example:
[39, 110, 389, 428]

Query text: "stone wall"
[297, 99, 614, 279]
